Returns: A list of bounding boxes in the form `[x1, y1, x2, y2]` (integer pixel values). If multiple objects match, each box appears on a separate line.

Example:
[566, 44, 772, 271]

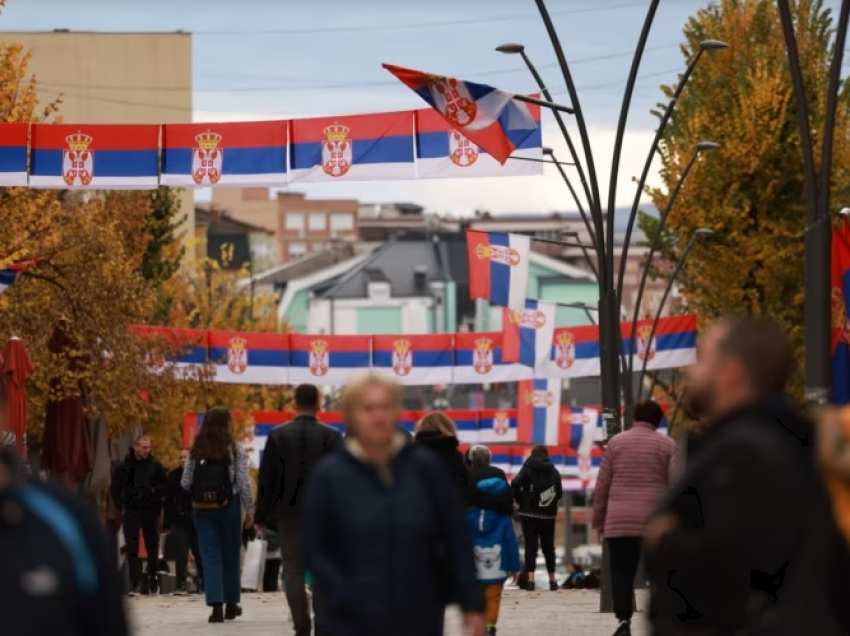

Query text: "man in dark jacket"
[163, 447, 203, 594]
[645, 317, 850, 636]
[0, 443, 128, 636]
[111, 434, 167, 596]
[257, 384, 342, 636]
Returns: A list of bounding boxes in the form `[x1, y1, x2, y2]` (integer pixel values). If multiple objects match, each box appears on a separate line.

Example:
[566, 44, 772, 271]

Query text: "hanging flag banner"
[445, 409, 480, 444]
[382, 63, 539, 165]
[478, 408, 518, 444]
[30, 124, 160, 190]
[208, 331, 289, 385]
[0, 123, 29, 186]
[502, 299, 557, 369]
[621, 314, 698, 372]
[371, 334, 454, 386]
[289, 111, 415, 183]
[289, 334, 371, 385]
[453, 331, 532, 384]
[540, 324, 601, 379]
[466, 230, 531, 314]
[160, 120, 288, 187]
[413, 102, 542, 179]
[517, 377, 562, 445]
[131, 326, 208, 378]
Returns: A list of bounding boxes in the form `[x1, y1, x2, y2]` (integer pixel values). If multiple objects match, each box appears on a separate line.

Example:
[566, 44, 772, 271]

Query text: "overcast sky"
[2, 0, 842, 217]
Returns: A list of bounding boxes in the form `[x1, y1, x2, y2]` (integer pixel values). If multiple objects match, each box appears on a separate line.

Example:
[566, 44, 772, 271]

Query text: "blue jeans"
[193, 496, 241, 606]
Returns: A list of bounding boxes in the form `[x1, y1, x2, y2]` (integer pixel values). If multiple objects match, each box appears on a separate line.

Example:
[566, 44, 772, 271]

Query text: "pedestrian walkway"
[129, 589, 649, 635]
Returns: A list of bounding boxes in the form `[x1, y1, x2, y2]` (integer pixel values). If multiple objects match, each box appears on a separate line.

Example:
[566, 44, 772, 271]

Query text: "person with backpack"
[466, 445, 520, 636]
[163, 447, 204, 595]
[511, 445, 562, 592]
[301, 372, 485, 636]
[256, 383, 342, 636]
[181, 406, 255, 623]
[645, 318, 850, 636]
[111, 434, 168, 595]
[592, 399, 678, 636]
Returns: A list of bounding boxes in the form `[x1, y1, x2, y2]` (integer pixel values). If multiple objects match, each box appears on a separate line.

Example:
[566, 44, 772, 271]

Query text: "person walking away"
[645, 317, 850, 636]
[256, 384, 341, 636]
[1, 402, 129, 635]
[466, 445, 520, 636]
[164, 446, 204, 595]
[592, 399, 678, 636]
[465, 446, 514, 516]
[111, 434, 167, 596]
[415, 411, 468, 499]
[511, 445, 562, 591]
[182, 406, 255, 623]
[302, 372, 485, 636]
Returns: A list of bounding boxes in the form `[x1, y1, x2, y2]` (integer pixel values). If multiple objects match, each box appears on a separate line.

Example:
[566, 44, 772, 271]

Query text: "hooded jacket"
[467, 477, 521, 584]
[414, 430, 468, 498]
[511, 455, 562, 519]
[110, 451, 167, 513]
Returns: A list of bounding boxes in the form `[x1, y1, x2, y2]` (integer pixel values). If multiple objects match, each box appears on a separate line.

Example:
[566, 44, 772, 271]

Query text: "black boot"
[224, 604, 242, 620]
[613, 621, 631, 636]
[208, 603, 224, 623]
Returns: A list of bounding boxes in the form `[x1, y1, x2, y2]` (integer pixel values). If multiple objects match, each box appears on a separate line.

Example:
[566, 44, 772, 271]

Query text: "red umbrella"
[41, 321, 92, 480]
[1, 337, 34, 457]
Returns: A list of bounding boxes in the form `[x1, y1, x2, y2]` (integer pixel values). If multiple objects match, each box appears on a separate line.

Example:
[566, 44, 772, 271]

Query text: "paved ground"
[129, 588, 649, 635]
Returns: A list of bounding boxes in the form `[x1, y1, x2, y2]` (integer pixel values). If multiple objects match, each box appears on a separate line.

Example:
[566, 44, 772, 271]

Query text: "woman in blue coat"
[301, 372, 485, 636]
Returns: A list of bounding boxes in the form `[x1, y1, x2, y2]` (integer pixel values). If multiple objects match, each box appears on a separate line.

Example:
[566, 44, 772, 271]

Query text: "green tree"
[638, 0, 850, 398]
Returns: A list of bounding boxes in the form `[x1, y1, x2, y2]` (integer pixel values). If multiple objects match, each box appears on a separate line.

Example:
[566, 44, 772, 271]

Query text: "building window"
[284, 213, 304, 231]
[288, 242, 307, 258]
[330, 212, 354, 231]
[308, 213, 326, 231]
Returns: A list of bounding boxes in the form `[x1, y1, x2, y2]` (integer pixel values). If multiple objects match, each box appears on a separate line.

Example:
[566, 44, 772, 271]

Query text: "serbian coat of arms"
[63, 132, 94, 187]
[322, 123, 352, 178]
[309, 340, 329, 377]
[392, 340, 412, 376]
[192, 130, 223, 185]
[473, 338, 493, 375]
[227, 337, 247, 375]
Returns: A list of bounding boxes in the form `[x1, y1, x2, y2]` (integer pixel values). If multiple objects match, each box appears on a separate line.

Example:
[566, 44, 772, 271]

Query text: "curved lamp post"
[636, 228, 714, 398]
[627, 141, 721, 397]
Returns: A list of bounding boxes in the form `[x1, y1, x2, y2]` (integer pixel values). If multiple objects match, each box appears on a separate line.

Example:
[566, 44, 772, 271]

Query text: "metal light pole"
[500, 0, 728, 612]
[627, 142, 720, 416]
[636, 229, 714, 397]
[777, 0, 850, 408]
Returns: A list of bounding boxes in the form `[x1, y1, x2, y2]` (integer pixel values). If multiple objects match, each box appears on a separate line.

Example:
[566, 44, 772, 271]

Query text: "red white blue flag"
[466, 230, 530, 314]
[208, 331, 289, 385]
[289, 334, 371, 386]
[517, 378, 562, 445]
[540, 324, 600, 378]
[30, 124, 160, 190]
[0, 123, 29, 186]
[621, 314, 698, 372]
[382, 63, 538, 165]
[832, 221, 850, 404]
[371, 334, 454, 386]
[161, 121, 288, 187]
[453, 331, 531, 384]
[501, 299, 557, 369]
[478, 408, 518, 444]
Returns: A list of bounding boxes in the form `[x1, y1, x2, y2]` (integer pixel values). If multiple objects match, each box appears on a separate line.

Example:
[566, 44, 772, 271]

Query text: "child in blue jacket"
[467, 446, 521, 636]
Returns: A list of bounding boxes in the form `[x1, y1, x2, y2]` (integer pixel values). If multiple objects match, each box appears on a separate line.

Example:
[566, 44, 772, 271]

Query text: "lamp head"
[542, 146, 554, 156]
[495, 43, 525, 55]
[699, 39, 730, 51]
[696, 141, 721, 152]
[693, 228, 714, 238]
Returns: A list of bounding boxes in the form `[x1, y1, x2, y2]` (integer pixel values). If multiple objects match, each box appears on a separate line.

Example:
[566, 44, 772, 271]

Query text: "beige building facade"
[2, 30, 195, 236]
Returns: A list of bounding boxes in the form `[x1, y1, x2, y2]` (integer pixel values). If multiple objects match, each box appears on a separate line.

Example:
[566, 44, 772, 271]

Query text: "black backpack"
[527, 466, 560, 512]
[191, 458, 232, 510]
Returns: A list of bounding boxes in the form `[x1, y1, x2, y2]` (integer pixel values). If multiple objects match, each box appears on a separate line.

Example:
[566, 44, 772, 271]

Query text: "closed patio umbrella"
[1, 337, 34, 457]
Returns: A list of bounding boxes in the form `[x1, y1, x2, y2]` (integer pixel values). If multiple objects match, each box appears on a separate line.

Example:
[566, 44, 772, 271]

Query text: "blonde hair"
[339, 372, 403, 427]
[416, 411, 458, 437]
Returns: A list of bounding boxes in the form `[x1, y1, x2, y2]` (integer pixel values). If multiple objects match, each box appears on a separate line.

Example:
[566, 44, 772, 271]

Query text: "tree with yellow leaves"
[638, 0, 850, 397]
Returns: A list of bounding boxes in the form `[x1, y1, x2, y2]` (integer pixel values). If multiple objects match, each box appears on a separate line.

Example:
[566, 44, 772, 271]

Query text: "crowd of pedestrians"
[8, 315, 850, 636]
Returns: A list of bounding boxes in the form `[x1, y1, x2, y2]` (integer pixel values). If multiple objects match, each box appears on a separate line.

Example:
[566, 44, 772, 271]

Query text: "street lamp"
[636, 228, 714, 398]
[626, 141, 721, 407]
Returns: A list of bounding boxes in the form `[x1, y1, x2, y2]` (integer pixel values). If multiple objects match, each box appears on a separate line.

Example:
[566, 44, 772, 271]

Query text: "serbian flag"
[30, 124, 160, 190]
[478, 408, 518, 443]
[443, 409, 479, 444]
[0, 258, 43, 297]
[161, 121, 288, 187]
[208, 331, 289, 385]
[371, 334, 454, 386]
[382, 64, 538, 165]
[540, 324, 601, 378]
[502, 299, 557, 368]
[832, 222, 850, 403]
[621, 314, 698, 372]
[466, 230, 530, 314]
[289, 335, 371, 386]
[131, 326, 208, 378]
[517, 378, 562, 446]
[563, 407, 601, 452]
[0, 123, 29, 186]
[399, 410, 423, 434]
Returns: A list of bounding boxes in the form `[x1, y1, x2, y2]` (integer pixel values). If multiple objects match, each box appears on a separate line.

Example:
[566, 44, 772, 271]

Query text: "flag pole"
[511, 93, 575, 115]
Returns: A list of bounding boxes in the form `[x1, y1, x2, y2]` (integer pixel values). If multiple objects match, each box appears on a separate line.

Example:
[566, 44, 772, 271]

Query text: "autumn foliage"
[638, 0, 850, 399]
[0, 37, 289, 467]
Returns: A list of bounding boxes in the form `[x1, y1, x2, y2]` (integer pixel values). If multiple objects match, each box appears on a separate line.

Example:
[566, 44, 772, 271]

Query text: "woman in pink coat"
[592, 400, 678, 636]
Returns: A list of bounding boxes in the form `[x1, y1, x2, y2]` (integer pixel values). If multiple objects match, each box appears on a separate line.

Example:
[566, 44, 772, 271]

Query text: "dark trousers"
[122, 508, 159, 588]
[280, 515, 327, 636]
[171, 518, 204, 584]
[263, 558, 282, 592]
[607, 536, 643, 622]
[193, 497, 242, 607]
[520, 516, 557, 573]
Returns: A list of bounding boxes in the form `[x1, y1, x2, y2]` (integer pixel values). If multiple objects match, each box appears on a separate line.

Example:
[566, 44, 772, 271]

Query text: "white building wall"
[308, 296, 437, 335]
